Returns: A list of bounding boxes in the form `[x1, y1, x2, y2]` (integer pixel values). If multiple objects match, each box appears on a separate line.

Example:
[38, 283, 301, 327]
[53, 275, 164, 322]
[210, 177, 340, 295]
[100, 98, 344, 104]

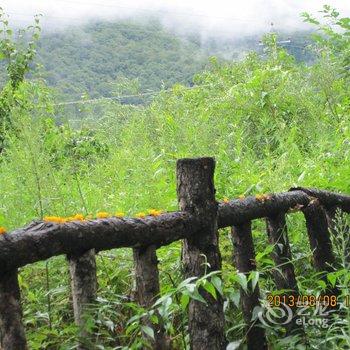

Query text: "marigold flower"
[97, 212, 110, 219]
[238, 195, 245, 200]
[255, 194, 269, 202]
[136, 212, 146, 218]
[44, 216, 67, 224]
[148, 209, 162, 216]
[73, 214, 85, 221]
[0, 227, 7, 235]
[66, 214, 85, 222]
[115, 211, 125, 218]
[223, 197, 229, 203]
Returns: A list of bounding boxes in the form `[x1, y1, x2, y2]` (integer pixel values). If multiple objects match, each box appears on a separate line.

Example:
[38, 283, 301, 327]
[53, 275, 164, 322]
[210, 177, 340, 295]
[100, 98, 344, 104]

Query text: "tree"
[0, 8, 41, 153]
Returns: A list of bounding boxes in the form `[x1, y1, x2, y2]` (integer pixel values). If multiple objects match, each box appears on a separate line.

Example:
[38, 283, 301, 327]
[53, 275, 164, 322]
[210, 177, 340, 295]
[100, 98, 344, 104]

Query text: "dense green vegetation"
[0, 17, 314, 107]
[0, 5, 350, 349]
[34, 19, 209, 104]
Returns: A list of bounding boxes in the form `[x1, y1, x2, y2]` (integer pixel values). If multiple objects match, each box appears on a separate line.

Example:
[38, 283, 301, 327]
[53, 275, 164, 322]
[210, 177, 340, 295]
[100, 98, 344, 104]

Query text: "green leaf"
[202, 281, 217, 299]
[141, 326, 155, 340]
[327, 272, 337, 287]
[234, 273, 248, 292]
[180, 293, 190, 309]
[211, 276, 223, 296]
[249, 271, 260, 292]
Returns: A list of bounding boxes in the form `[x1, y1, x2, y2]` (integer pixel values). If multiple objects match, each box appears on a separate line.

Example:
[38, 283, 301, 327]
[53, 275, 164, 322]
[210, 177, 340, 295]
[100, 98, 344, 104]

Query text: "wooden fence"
[0, 157, 350, 350]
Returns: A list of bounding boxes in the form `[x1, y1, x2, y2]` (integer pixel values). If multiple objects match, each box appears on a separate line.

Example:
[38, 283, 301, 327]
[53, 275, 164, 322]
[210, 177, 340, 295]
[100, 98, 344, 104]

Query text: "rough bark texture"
[177, 157, 227, 350]
[302, 200, 336, 272]
[2, 188, 350, 272]
[325, 206, 337, 236]
[0, 212, 199, 271]
[266, 213, 298, 293]
[302, 200, 339, 296]
[218, 190, 311, 227]
[231, 222, 267, 350]
[133, 245, 169, 349]
[68, 249, 97, 350]
[290, 187, 350, 212]
[266, 214, 304, 336]
[0, 269, 27, 350]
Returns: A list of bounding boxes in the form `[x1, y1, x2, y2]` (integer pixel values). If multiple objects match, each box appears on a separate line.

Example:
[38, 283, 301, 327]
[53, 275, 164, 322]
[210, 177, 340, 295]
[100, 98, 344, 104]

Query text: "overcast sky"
[2, 0, 350, 37]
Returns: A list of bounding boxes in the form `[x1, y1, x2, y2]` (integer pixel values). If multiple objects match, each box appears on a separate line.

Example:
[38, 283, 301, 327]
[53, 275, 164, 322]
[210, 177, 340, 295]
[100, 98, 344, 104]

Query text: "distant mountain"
[0, 18, 313, 105]
[34, 19, 208, 104]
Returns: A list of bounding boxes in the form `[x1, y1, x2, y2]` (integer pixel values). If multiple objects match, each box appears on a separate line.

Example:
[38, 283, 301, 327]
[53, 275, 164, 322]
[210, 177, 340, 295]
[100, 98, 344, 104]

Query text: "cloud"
[1, 0, 350, 37]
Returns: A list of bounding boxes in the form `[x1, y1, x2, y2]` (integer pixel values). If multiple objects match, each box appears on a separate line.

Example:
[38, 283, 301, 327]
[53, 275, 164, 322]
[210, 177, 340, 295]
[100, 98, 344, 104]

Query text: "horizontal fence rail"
[0, 157, 349, 349]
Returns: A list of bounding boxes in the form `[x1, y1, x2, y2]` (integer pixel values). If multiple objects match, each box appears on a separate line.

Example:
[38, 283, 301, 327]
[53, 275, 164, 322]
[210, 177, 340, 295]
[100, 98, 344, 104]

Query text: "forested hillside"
[35, 20, 208, 103]
[0, 17, 313, 105]
[34, 21, 312, 104]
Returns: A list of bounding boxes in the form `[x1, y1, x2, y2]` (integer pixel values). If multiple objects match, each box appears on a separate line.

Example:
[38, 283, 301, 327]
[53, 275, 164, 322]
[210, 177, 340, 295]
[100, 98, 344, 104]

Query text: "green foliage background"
[0, 5, 350, 350]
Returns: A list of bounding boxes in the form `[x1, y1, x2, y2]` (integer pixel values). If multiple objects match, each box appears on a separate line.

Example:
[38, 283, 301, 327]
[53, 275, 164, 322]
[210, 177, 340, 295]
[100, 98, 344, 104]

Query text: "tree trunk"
[133, 245, 169, 349]
[231, 221, 267, 350]
[177, 157, 226, 350]
[68, 249, 97, 350]
[0, 269, 27, 350]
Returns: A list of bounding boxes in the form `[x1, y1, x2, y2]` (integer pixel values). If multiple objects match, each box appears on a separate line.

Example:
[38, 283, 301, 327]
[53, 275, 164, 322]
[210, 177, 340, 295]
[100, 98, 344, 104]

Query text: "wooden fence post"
[68, 249, 97, 349]
[133, 245, 169, 349]
[177, 157, 226, 350]
[231, 221, 267, 350]
[0, 269, 27, 350]
[302, 200, 339, 295]
[266, 213, 304, 335]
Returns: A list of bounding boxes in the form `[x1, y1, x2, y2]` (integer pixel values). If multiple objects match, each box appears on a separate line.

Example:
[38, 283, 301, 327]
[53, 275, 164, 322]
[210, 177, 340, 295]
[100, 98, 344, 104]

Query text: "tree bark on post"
[266, 213, 304, 336]
[133, 245, 169, 349]
[177, 157, 226, 350]
[68, 249, 97, 350]
[0, 269, 27, 350]
[231, 221, 267, 350]
[302, 200, 339, 296]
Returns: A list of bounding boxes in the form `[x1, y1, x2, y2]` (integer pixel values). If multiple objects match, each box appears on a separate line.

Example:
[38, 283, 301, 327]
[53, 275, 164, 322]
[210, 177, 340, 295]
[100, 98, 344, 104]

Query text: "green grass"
[0, 17, 350, 348]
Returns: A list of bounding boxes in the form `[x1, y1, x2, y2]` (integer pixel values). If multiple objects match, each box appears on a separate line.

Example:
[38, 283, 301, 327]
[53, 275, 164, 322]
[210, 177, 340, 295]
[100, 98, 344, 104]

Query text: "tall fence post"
[231, 221, 267, 350]
[177, 157, 227, 350]
[68, 249, 97, 349]
[133, 245, 168, 349]
[0, 269, 27, 350]
[302, 200, 339, 295]
[266, 213, 304, 335]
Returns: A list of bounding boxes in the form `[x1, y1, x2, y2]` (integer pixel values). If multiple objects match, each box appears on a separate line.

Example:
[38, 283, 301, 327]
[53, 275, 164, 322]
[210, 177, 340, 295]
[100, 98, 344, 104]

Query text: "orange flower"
[255, 194, 271, 202]
[0, 227, 7, 235]
[223, 197, 229, 203]
[66, 214, 85, 222]
[238, 195, 245, 200]
[73, 214, 84, 221]
[96, 212, 110, 219]
[148, 209, 162, 216]
[115, 211, 125, 218]
[135, 212, 146, 218]
[44, 216, 66, 224]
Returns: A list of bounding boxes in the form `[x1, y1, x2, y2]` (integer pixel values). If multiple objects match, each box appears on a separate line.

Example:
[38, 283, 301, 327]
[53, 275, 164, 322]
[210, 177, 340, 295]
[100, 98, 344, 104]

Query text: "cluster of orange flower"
[43, 209, 164, 224]
[0, 226, 7, 235]
[255, 194, 272, 202]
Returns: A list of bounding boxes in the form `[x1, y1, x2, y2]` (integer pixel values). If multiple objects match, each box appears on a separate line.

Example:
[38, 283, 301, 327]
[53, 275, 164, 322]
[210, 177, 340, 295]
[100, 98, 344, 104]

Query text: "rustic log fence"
[0, 157, 350, 349]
